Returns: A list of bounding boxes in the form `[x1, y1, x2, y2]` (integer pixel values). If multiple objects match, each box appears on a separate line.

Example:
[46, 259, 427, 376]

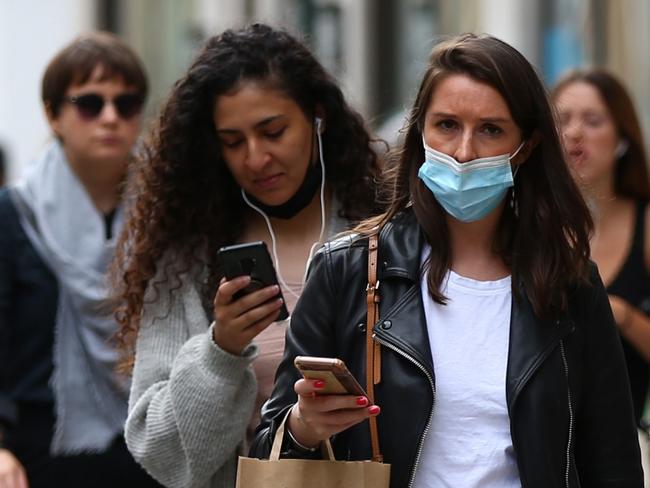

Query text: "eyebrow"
[430, 112, 511, 124]
[216, 114, 285, 134]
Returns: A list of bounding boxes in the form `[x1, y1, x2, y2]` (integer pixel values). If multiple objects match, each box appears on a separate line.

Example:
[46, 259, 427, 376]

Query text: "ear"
[513, 130, 542, 167]
[45, 102, 62, 139]
[314, 105, 326, 134]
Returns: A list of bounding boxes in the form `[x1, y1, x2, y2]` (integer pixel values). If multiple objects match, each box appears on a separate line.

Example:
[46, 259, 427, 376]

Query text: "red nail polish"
[314, 380, 325, 389]
[356, 396, 368, 406]
[368, 405, 380, 415]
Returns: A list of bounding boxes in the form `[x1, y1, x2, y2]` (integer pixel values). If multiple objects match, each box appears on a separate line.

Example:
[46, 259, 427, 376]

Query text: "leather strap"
[366, 231, 383, 462]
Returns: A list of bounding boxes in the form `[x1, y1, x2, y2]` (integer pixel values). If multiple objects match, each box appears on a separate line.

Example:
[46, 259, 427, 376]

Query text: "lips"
[566, 146, 586, 166]
[253, 173, 284, 189]
[98, 135, 123, 145]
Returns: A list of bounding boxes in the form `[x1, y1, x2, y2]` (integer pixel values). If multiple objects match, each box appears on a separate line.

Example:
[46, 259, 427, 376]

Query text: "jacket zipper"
[560, 340, 574, 488]
[373, 335, 435, 488]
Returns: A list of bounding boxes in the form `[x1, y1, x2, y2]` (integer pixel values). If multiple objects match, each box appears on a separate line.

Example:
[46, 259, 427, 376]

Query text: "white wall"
[0, 0, 95, 182]
[477, 0, 541, 67]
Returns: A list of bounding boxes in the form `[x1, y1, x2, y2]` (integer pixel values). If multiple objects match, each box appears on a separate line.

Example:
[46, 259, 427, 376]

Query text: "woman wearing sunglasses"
[113, 23, 381, 488]
[0, 32, 159, 487]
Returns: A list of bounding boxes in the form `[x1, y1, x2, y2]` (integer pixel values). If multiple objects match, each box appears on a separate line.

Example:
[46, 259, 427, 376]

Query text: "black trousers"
[6, 403, 162, 488]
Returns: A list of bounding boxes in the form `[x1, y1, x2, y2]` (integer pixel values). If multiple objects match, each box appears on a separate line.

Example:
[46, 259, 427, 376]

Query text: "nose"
[562, 118, 583, 142]
[98, 100, 120, 124]
[452, 130, 478, 163]
[245, 138, 271, 171]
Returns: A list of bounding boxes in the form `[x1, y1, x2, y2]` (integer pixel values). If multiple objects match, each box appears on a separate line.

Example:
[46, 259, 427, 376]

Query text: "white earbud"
[315, 117, 323, 134]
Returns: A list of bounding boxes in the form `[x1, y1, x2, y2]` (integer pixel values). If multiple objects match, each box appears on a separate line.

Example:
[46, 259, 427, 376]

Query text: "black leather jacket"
[251, 209, 643, 488]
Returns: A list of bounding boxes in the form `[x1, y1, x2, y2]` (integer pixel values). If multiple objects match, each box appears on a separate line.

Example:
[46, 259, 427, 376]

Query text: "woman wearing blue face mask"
[251, 33, 643, 487]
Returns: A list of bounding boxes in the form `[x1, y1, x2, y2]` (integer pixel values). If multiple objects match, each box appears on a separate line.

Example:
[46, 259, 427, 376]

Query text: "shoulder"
[0, 188, 18, 220]
[565, 261, 610, 324]
[0, 188, 21, 244]
[143, 252, 209, 320]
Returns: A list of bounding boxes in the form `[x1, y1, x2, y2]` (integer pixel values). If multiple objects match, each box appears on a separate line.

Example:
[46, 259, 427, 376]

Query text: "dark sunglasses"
[64, 92, 144, 120]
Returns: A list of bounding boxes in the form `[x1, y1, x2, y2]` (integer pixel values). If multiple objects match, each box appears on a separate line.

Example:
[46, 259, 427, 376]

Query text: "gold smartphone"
[294, 356, 367, 396]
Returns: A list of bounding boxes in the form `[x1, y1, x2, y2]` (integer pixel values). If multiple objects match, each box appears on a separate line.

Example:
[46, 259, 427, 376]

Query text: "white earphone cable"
[240, 118, 327, 300]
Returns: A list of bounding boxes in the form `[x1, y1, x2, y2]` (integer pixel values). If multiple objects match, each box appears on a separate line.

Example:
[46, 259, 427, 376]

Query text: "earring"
[614, 139, 629, 159]
[510, 186, 519, 218]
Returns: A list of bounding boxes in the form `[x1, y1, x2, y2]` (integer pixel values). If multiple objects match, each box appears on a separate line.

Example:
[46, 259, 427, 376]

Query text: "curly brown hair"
[113, 23, 381, 368]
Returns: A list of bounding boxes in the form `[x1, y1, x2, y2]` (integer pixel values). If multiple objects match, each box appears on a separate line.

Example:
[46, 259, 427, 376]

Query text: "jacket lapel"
[506, 286, 574, 410]
[373, 210, 434, 373]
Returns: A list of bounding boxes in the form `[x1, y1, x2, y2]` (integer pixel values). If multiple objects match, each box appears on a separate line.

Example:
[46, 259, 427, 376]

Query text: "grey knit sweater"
[125, 206, 348, 488]
[125, 266, 258, 488]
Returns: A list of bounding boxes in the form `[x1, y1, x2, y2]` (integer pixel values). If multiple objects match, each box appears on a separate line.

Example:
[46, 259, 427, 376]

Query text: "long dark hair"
[552, 68, 650, 200]
[359, 33, 593, 318]
[114, 23, 380, 366]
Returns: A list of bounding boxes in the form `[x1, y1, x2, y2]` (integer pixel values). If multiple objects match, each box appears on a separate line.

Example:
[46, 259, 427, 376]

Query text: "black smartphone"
[217, 241, 289, 321]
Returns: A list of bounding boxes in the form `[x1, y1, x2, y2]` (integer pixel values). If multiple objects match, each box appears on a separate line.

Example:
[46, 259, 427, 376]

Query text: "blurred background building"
[1, 0, 649, 180]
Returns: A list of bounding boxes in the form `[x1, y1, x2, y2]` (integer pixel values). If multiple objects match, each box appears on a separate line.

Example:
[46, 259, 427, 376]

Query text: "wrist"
[285, 425, 319, 453]
[287, 405, 321, 449]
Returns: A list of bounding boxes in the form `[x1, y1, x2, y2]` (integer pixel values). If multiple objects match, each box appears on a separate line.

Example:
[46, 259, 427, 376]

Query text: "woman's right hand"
[287, 378, 380, 448]
[212, 276, 283, 355]
[0, 449, 29, 488]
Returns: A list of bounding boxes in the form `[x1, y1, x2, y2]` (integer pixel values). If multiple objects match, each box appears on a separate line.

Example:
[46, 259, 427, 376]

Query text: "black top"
[607, 200, 650, 425]
[0, 188, 58, 427]
[0, 188, 162, 487]
[0, 188, 119, 428]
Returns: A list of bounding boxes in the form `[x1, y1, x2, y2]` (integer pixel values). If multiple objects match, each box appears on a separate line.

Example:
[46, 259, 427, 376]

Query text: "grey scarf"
[10, 141, 129, 455]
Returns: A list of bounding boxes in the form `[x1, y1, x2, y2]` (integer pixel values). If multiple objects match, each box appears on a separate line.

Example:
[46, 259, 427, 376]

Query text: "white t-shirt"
[412, 251, 520, 488]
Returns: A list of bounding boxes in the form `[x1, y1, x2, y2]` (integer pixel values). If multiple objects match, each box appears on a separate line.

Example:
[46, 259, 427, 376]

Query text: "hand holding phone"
[217, 241, 289, 320]
[212, 242, 288, 355]
[288, 356, 379, 449]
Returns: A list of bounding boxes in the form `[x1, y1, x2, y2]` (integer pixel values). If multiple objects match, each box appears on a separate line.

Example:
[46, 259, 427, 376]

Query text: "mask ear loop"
[240, 117, 327, 301]
[509, 140, 526, 217]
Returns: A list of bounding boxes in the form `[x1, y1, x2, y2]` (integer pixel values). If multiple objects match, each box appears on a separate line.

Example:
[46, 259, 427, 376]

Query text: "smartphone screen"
[217, 241, 289, 321]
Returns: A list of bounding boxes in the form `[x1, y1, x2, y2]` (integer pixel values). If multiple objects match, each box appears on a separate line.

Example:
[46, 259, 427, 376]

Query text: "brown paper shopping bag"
[235, 412, 390, 488]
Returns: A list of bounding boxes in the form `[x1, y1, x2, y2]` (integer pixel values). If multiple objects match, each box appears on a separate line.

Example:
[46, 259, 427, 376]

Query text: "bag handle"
[366, 231, 383, 462]
[270, 409, 336, 461]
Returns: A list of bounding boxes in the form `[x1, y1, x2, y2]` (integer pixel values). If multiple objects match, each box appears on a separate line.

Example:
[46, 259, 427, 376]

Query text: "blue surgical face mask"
[417, 139, 525, 222]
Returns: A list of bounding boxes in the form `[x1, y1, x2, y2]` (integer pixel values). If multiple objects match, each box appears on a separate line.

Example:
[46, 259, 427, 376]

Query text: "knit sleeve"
[124, 266, 258, 488]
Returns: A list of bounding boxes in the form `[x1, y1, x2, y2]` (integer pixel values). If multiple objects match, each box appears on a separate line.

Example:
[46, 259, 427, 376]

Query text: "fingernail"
[368, 405, 380, 415]
[313, 380, 325, 389]
[356, 396, 368, 406]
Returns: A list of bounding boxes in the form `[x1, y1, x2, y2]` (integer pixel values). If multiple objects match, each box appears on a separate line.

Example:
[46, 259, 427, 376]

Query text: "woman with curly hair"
[114, 23, 381, 488]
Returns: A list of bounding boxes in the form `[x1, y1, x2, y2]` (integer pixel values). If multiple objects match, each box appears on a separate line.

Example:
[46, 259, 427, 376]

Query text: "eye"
[436, 119, 458, 131]
[481, 124, 503, 136]
[584, 115, 605, 128]
[557, 113, 570, 127]
[265, 127, 286, 139]
[220, 138, 243, 149]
